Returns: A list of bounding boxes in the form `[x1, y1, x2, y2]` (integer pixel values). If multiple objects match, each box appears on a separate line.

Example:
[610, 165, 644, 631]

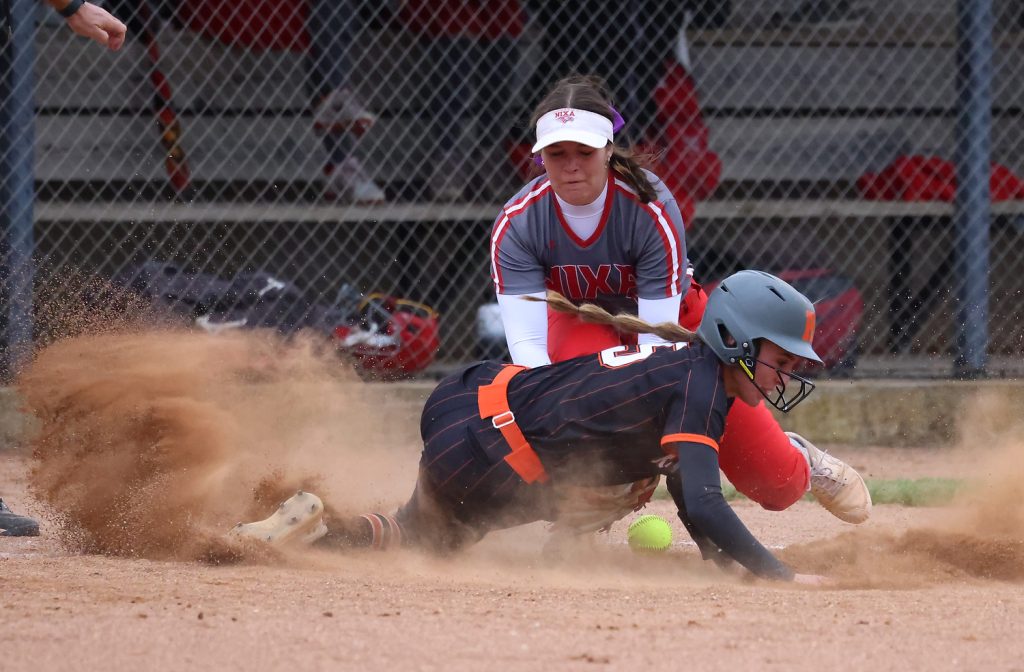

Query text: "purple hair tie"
[609, 106, 625, 133]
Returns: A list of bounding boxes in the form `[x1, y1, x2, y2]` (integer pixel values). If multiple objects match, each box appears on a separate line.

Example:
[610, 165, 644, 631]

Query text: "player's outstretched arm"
[47, 0, 127, 51]
[671, 441, 799, 581]
[664, 471, 735, 570]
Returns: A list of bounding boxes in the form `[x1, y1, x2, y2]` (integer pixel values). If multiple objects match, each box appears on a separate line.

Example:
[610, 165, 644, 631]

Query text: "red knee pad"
[718, 401, 810, 511]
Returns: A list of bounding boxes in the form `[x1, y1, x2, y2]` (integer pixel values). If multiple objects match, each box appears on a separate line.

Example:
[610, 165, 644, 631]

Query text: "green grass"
[864, 477, 965, 506]
[653, 477, 965, 507]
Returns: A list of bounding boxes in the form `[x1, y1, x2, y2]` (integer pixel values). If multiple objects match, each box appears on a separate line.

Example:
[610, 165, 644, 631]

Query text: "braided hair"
[524, 291, 695, 343]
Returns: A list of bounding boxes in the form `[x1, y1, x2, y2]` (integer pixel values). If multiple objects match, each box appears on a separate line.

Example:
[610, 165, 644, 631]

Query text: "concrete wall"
[373, 379, 1024, 447]
[5, 377, 1023, 450]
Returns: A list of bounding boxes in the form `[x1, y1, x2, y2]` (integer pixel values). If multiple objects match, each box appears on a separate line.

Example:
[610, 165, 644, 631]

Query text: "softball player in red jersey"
[234, 272, 833, 584]
[490, 75, 869, 523]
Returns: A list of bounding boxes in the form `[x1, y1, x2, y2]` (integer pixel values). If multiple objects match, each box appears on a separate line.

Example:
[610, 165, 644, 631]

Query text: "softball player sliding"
[234, 271, 834, 583]
[489, 74, 870, 531]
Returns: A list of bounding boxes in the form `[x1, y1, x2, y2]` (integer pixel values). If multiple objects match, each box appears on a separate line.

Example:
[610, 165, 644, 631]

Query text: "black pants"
[394, 361, 555, 553]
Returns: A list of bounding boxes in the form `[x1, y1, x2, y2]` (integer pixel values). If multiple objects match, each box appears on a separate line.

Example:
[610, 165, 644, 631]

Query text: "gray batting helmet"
[697, 270, 823, 366]
[697, 270, 822, 412]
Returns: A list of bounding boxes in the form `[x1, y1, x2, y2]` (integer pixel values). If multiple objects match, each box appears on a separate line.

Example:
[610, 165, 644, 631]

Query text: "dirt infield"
[3, 330, 1024, 671]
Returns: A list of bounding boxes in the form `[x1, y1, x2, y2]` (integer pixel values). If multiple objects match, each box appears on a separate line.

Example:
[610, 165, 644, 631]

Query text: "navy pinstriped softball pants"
[394, 361, 555, 552]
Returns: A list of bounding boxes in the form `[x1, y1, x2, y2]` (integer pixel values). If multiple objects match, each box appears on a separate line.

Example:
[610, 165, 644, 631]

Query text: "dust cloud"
[783, 390, 1024, 587]
[14, 280, 1024, 587]
[17, 326, 420, 562]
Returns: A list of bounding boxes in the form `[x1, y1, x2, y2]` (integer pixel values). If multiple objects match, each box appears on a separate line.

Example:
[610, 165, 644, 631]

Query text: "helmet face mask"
[697, 270, 823, 413]
[736, 349, 817, 413]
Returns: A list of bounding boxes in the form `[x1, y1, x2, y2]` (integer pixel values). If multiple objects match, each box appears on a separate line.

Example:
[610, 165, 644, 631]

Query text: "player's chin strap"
[736, 352, 816, 413]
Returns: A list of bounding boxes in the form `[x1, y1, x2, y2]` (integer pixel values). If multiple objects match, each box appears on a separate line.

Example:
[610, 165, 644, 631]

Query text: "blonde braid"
[523, 291, 695, 343]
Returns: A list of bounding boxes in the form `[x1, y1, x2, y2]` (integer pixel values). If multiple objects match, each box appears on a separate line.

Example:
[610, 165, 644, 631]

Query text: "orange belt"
[477, 365, 549, 484]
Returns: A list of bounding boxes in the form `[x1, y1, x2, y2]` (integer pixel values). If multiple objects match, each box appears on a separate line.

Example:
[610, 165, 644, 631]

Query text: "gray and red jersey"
[489, 170, 687, 310]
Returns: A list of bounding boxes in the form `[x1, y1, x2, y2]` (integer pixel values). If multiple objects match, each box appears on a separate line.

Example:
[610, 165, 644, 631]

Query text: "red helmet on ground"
[332, 294, 440, 379]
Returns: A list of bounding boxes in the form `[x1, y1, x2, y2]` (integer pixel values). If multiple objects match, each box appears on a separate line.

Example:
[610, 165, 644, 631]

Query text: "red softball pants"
[546, 279, 810, 511]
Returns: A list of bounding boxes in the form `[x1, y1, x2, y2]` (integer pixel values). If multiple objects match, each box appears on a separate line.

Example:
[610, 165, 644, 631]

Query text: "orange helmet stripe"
[802, 310, 816, 342]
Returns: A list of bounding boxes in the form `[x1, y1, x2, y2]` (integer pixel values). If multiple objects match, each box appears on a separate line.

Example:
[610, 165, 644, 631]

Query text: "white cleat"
[786, 432, 872, 524]
[230, 490, 328, 546]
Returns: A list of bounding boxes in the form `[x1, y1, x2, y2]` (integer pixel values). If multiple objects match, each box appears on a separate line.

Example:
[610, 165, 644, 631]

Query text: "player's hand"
[67, 2, 127, 51]
[792, 573, 835, 586]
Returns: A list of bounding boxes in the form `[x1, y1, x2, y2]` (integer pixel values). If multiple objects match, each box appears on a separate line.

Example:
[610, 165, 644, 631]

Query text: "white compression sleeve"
[637, 295, 683, 345]
[496, 292, 551, 367]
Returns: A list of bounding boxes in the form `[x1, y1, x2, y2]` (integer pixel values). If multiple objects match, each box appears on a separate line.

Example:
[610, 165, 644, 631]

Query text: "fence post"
[0, 0, 36, 380]
[953, 0, 993, 378]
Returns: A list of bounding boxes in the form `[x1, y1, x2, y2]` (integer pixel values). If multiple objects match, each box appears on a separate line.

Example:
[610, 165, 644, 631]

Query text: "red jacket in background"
[859, 155, 1024, 202]
[399, 0, 524, 39]
[180, 0, 524, 53]
[180, 0, 309, 52]
[651, 59, 722, 229]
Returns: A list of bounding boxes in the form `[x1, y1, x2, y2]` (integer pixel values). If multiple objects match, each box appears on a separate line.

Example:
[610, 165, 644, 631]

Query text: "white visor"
[532, 108, 614, 153]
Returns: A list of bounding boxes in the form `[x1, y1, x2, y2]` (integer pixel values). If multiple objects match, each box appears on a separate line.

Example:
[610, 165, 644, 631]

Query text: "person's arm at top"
[46, 0, 126, 50]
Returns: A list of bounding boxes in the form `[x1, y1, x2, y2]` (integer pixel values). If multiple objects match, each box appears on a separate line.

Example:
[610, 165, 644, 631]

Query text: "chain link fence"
[4, 0, 1024, 379]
